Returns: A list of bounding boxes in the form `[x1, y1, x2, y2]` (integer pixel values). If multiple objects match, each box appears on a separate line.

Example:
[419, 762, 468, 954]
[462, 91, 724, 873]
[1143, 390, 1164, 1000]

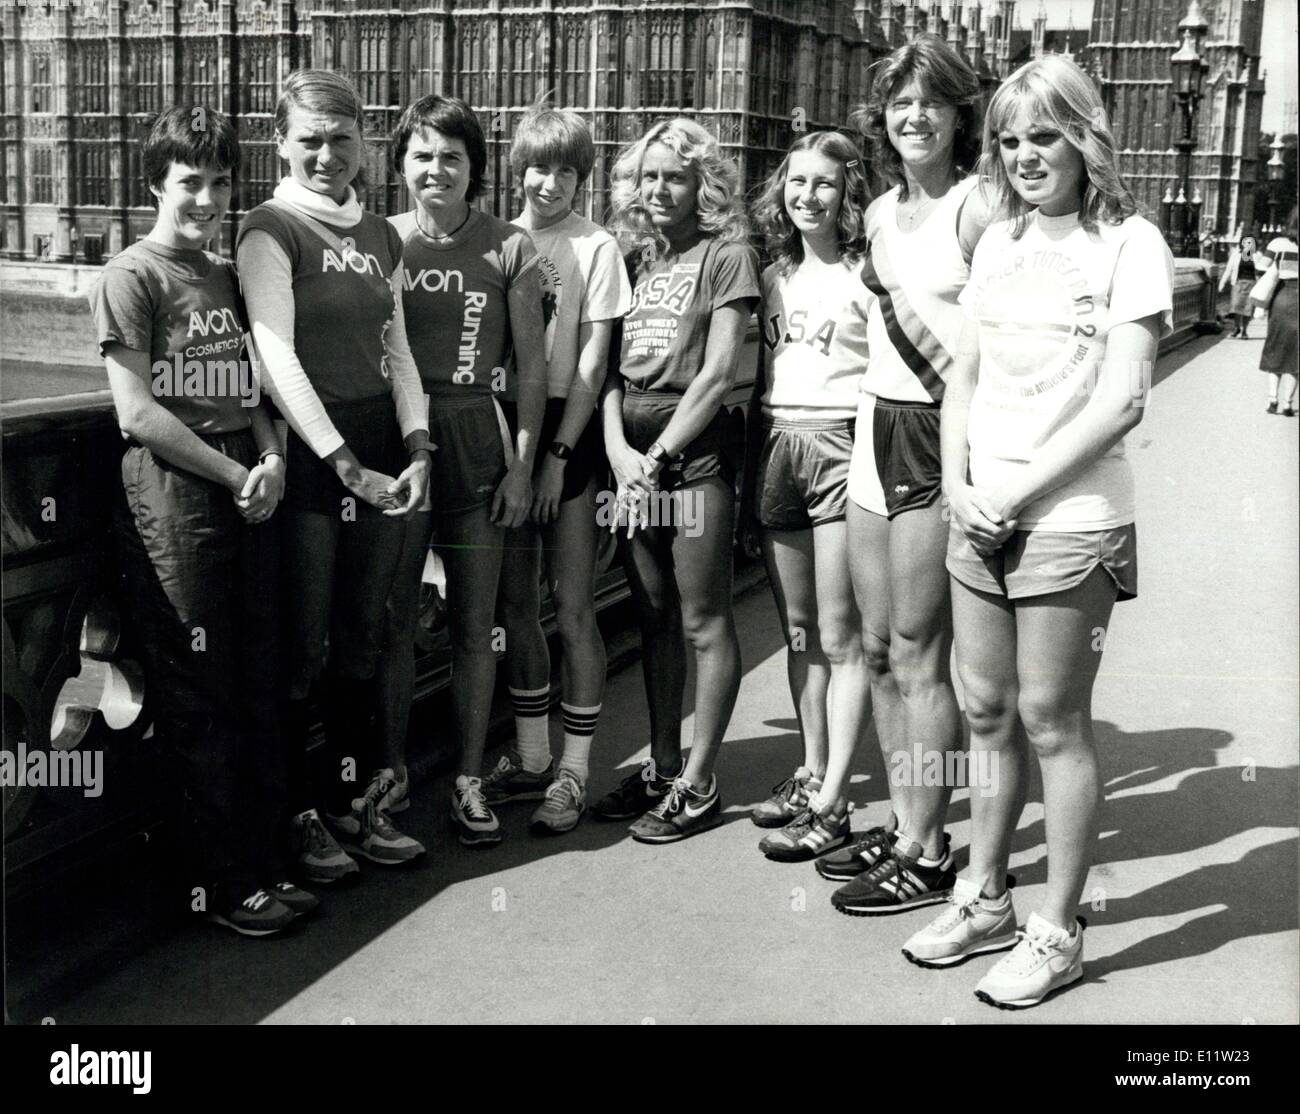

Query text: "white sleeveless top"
[860, 175, 977, 403]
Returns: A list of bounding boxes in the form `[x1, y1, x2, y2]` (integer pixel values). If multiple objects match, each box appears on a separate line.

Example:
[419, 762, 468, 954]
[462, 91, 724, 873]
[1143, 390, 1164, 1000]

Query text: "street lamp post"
[1166, 0, 1208, 258]
[1266, 134, 1286, 235]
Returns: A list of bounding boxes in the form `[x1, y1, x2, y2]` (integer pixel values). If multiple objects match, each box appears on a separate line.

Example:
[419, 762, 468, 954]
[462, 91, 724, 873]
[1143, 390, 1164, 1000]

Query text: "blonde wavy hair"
[606, 117, 749, 252]
[983, 55, 1136, 239]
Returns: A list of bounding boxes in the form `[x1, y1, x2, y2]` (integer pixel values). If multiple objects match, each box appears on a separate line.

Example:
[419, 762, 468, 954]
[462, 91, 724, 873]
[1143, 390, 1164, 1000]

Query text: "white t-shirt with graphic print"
[511, 210, 632, 399]
[960, 210, 1174, 531]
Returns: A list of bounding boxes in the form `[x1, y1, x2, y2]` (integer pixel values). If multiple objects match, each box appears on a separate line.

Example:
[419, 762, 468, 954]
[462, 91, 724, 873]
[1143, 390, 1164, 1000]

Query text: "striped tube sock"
[509, 685, 552, 772]
[558, 703, 601, 782]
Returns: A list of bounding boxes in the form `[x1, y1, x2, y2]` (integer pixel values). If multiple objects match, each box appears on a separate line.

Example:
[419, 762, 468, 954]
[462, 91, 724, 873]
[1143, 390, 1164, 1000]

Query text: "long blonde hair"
[983, 55, 1136, 238]
[606, 118, 749, 253]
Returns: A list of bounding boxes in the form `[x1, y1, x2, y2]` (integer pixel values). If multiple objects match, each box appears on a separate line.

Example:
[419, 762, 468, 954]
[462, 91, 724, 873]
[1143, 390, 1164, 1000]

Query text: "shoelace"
[768, 772, 807, 803]
[304, 815, 334, 856]
[543, 772, 580, 805]
[1003, 929, 1067, 974]
[482, 753, 518, 787]
[649, 777, 691, 819]
[243, 889, 274, 912]
[459, 782, 493, 822]
[932, 891, 982, 932]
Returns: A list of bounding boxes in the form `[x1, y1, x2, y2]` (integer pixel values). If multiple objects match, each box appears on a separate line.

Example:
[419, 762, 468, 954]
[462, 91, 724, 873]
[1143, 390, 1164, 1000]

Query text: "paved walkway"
[46, 332, 1299, 1025]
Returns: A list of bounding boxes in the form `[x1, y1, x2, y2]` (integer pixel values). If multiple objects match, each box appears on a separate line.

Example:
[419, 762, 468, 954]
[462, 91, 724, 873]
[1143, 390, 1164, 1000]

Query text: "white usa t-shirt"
[511, 210, 632, 399]
[960, 210, 1174, 531]
[760, 257, 873, 420]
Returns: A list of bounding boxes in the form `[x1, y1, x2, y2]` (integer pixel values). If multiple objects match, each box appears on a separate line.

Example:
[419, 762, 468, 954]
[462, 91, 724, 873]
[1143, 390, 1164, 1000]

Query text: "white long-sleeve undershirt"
[238, 228, 428, 460]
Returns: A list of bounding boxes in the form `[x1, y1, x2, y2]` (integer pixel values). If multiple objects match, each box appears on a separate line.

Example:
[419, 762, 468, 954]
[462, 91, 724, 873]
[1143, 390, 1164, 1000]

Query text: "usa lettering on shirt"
[626, 264, 701, 359]
[763, 308, 838, 356]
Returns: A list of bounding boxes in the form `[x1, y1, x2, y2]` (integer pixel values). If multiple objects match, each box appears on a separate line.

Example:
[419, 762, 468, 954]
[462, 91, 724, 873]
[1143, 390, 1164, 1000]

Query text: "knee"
[862, 630, 891, 679]
[553, 593, 596, 647]
[961, 678, 1018, 737]
[1017, 691, 1085, 757]
[681, 607, 733, 652]
[818, 616, 862, 665]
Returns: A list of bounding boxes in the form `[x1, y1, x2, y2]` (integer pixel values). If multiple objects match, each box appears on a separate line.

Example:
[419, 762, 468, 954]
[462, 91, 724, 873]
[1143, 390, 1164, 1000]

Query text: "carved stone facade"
[1, 0, 1028, 263]
[1085, 0, 1267, 248]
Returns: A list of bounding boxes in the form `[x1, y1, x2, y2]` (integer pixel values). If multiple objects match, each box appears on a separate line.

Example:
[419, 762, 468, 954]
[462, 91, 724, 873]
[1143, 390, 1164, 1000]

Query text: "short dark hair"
[849, 33, 982, 200]
[142, 106, 240, 198]
[389, 95, 487, 202]
[510, 100, 595, 182]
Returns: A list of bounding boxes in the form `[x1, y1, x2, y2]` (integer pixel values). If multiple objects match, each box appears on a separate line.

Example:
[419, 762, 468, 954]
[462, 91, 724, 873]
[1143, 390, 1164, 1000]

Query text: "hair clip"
[846, 159, 860, 169]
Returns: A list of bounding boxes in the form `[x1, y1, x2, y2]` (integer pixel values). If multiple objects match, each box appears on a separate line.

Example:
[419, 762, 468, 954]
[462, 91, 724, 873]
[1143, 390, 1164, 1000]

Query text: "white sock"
[509, 686, 551, 772]
[558, 702, 600, 782]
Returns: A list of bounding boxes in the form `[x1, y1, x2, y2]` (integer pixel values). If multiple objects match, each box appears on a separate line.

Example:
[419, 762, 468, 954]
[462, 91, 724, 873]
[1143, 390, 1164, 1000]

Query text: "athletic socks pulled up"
[558, 703, 601, 782]
[509, 685, 552, 772]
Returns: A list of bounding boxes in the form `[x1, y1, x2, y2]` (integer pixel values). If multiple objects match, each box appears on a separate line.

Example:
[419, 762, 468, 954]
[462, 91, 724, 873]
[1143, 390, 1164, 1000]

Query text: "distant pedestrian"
[1218, 228, 1259, 339]
[1257, 207, 1298, 416]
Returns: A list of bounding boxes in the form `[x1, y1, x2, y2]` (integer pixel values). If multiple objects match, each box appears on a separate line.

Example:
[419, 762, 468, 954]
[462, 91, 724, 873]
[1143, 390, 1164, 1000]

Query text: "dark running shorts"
[427, 395, 510, 517]
[756, 416, 855, 531]
[946, 521, 1138, 602]
[621, 385, 734, 492]
[284, 393, 405, 515]
[500, 397, 605, 503]
[847, 394, 943, 519]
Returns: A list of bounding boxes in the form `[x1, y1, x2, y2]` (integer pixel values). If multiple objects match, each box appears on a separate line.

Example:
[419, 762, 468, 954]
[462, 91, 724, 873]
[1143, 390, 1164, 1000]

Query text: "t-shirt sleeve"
[580, 236, 633, 323]
[87, 260, 154, 356]
[1109, 220, 1175, 337]
[708, 241, 761, 311]
[503, 228, 540, 289]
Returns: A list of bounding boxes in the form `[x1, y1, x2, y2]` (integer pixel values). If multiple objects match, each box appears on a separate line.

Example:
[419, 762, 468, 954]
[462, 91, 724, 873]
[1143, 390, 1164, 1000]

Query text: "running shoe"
[270, 881, 320, 918]
[1266, 401, 1279, 413]
[376, 766, 410, 814]
[451, 774, 503, 847]
[751, 766, 815, 828]
[292, 807, 360, 885]
[590, 759, 679, 821]
[207, 888, 295, 937]
[814, 813, 903, 881]
[629, 776, 723, 844]
[759, 805, 851, 862]
[327, 770, 427, 866]
[531, 768, 586, 834]
[1284, 406, 1297, 418]
[830, 838, 956, 915]
[974, 912, 1086, 1010]
[901, 877, 1017, 968]
[482, 749, 555, 804]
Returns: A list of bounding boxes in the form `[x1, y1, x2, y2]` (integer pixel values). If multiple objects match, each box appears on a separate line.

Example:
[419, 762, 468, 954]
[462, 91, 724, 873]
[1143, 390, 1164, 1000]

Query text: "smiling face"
[885, 79, 960, 177]
[277, 106, 362, 202]
[639, 141, 700, 238]
[522, 161, 579, 227]
[783, 148, 845, 249]
[997, 108, 1087, 217]
[402, 127, 472, 215]
[149, 160, 233, 249]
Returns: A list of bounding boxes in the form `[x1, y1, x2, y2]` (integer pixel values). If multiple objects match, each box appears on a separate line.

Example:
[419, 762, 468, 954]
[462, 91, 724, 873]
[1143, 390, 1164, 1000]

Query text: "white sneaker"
[450, 774, 502, 847]
[376, 766, 410, 813]
[901, 877, 1017, 968]
[974, 911, 1085, 1009]
[530, 768, 587, 833]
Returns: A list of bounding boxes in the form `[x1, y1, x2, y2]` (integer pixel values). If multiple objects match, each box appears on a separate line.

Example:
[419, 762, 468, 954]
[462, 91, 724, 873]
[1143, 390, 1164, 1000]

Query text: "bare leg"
[542, 478, 606, 711]
[672, 478, 741, 790]
[761, 528, 829, 778]
[810, 519, 868, 812]
[438, 504, 507, 779]
[951, 575, 1026, 897]
[1015, 567, 1118, 930]
[884, 498, 962, 858]
[846, 499, 903, 813]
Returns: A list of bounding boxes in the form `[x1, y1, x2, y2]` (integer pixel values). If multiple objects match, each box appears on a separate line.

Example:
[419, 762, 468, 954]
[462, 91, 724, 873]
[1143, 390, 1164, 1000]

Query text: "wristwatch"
[548, 441, 573, 461]
[646, 441, 673, 467]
